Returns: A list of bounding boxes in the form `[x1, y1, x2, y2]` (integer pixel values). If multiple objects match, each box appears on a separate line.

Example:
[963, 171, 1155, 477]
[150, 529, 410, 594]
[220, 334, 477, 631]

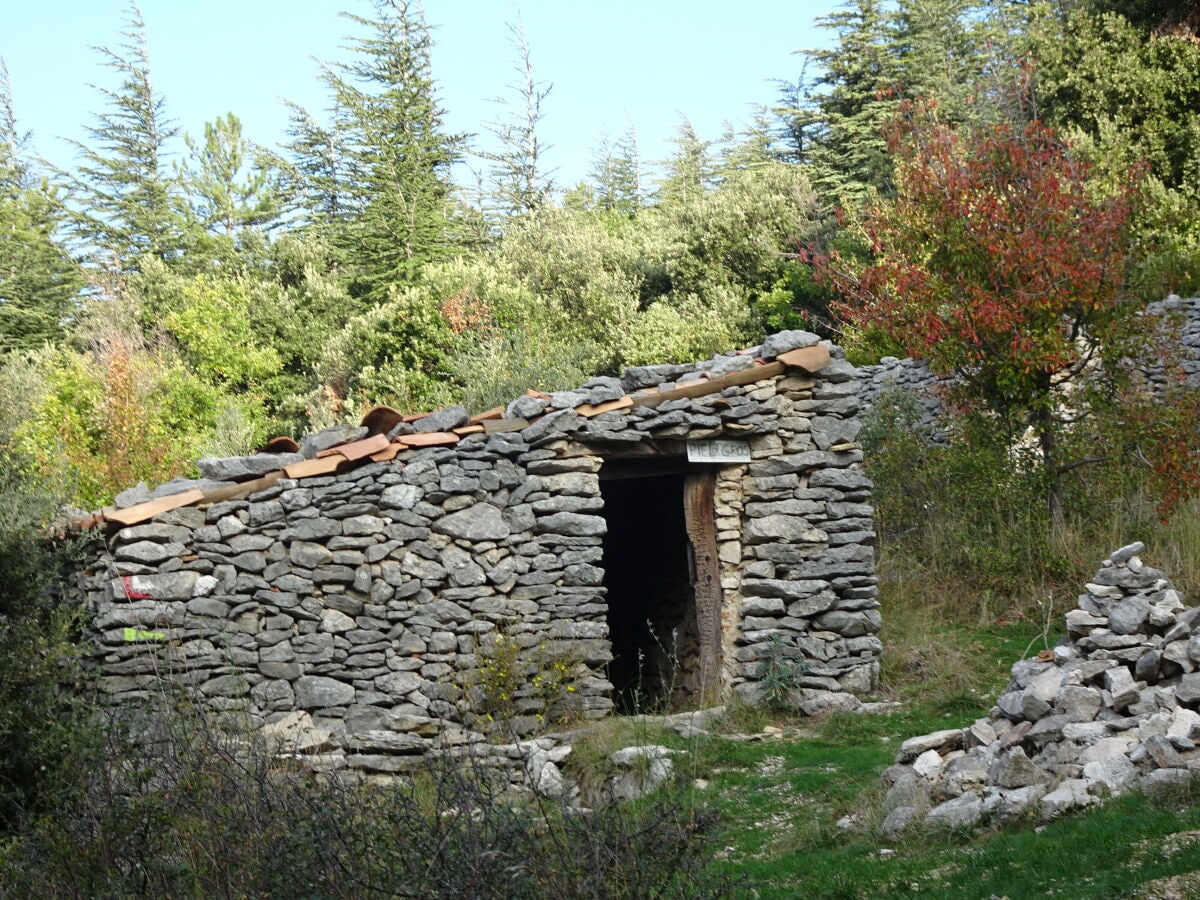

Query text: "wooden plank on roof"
[369, 442, 405, 462]
[726, 360, 786, 383]
[106, 489, 207, 527]
[481, 417, 529, 434]
[282, 456, 344, 479]
[397, 431, 460, 448]
[453, 424, 486, 436]
[199, 472, 282, 505]
[630, 361, 786, 408]
[577, 396, 634, 417]
[321, 433, 390, 461]
[468, 406, 505, 424]
[777, 344, 831, 373]
[360, 405, 405, 436]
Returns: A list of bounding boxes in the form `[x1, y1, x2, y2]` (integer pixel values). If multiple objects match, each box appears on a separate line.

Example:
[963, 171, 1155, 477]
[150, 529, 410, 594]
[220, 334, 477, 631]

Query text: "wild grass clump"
[861, 383, 1200, 723]
[863, 386, 1200, 627]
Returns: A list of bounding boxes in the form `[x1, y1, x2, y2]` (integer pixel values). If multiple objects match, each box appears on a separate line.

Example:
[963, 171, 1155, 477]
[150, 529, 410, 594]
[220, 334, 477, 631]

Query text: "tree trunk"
[1033, 374, 1065, 533]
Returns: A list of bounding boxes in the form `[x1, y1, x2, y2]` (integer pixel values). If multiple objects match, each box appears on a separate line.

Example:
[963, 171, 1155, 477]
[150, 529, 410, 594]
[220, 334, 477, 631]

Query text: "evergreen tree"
[319, 0, 464, 297]
[792, 0, 1031, 203]
[589, 126, 645, 215]
[179, 113, 283, 246]
[658, 119, 714, 205]
[803, 0, 899, 202]
[281, 99, 348, 232]
[479, 19, 554, 219]
[0, 62, 83, 351]
[770, 67, 823, 165]
[60, 2, 191, 270]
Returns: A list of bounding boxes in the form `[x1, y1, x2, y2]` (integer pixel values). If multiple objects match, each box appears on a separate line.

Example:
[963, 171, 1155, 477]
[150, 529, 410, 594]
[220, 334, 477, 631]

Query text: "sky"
[2, 1, 838, 192]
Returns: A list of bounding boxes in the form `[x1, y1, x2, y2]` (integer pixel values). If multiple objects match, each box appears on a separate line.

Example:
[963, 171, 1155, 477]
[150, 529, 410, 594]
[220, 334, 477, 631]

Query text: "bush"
[0, 693, 736, 898]
[0, 433, 94, 829]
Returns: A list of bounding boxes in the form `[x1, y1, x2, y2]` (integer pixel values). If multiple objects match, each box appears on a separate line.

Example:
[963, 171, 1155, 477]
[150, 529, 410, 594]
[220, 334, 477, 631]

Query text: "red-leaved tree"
[814, 105, 1153, 526]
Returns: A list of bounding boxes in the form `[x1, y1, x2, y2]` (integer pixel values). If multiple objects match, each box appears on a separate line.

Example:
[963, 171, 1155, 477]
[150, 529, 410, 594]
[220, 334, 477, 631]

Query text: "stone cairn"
[882, 542, 1200, 836]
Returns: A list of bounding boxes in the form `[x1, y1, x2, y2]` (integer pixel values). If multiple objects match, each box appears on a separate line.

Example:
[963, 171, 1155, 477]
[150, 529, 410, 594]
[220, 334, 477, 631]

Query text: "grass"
[570, 644, 1200, 898]
[568, 495, 1200, 899]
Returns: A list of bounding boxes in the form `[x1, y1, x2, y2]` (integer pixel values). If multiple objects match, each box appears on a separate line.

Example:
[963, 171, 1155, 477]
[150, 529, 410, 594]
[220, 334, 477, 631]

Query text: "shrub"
[0, 695, 736, 898]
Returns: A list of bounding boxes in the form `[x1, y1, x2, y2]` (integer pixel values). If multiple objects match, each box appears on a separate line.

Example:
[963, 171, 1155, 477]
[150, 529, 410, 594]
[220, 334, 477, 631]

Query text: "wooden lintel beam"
[630, 361, 785, 408]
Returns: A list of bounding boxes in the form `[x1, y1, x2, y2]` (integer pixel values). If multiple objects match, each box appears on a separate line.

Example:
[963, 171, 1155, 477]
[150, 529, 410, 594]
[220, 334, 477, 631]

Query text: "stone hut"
[68, 331, 879, 774]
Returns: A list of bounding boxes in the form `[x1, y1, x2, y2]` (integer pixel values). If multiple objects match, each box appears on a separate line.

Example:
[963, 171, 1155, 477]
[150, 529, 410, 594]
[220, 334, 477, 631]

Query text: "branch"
[1055, 455, 1110, 476]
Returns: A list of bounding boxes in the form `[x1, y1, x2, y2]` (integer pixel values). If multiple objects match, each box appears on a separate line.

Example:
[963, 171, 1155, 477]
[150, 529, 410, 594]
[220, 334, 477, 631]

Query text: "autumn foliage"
[818, 107, 1140, 417]
[813, 105, 1200, 521]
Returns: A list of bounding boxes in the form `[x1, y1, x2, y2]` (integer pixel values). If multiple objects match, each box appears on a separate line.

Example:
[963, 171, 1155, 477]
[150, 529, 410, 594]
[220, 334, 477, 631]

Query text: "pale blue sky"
[3, 1, 837, 190]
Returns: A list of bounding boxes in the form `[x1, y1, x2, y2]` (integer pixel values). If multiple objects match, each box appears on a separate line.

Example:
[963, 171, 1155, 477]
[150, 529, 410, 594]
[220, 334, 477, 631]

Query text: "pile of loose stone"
[882, 542, 1200, 836]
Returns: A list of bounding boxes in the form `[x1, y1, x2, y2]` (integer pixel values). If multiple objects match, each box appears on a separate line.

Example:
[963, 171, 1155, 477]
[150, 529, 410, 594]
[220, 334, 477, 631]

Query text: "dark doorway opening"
[601, 462, 703, 713]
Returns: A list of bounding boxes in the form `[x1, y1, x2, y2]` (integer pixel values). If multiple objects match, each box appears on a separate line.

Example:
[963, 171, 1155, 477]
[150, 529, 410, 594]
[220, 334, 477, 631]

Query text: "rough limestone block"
[924, 792, 982, 829]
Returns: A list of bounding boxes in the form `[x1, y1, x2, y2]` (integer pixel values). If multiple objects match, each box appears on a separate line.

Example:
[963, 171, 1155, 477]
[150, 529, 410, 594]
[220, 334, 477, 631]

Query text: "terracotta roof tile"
[360, 405, 404, 436]
[469, 405, 505, 424]
[282, 457, 344, 479]
[369, 442, 405, 462]
[199, 472, 282, 504]
[259, 436, 300, 453]
[577, 396, 634, 417]
[777, 345, 831, 372]
[317, 433, 390, 461]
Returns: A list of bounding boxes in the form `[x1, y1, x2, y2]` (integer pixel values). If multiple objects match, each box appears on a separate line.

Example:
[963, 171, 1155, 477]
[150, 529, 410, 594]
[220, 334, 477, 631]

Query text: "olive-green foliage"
[1029, 6, 1200, 295]
[450, 328, 597, 414]
[0, 383, 93, 829]
[861, 386, 1067, 606]
[130, 235, 362, 436]
[318, 282, 461, 414]
[8, 339, 230, 508]
[862, 378, 1200, 624]
[318, 159, 820, 414]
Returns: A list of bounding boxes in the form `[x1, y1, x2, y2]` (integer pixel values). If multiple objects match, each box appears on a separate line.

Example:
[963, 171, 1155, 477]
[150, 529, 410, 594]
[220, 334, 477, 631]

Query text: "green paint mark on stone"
[123, 627, 166, 642]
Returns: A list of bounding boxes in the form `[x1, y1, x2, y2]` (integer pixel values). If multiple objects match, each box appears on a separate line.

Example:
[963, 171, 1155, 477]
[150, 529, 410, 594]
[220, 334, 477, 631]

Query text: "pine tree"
[658, 119, 714, 205]
[0, 61, 83, 351]
[281, 100, 349, 232]
[179, 113, 283, 243]
[311, 0, 464, 298]
[590, 126, 645, 215]
[479, 19, 554, 219]
[59, 2, 191, 270]
[803, 0, 899, 202]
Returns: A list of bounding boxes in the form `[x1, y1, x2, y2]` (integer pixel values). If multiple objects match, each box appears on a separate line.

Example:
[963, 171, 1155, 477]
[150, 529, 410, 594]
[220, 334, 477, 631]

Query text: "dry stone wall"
[70, 332, 880, 778]
[856, 295, 1200, 442]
